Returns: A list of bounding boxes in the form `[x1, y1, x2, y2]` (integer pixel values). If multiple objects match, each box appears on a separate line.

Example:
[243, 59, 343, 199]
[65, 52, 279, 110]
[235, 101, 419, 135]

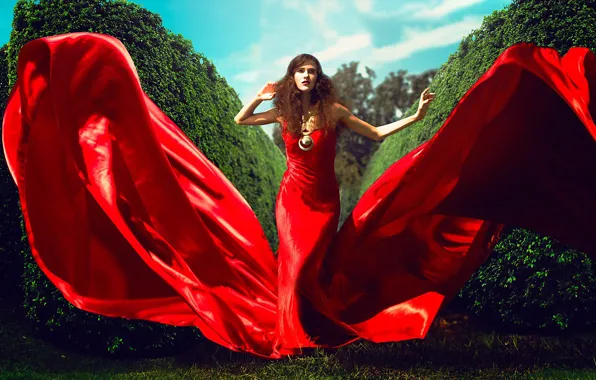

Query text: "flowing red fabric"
[3, 33, 596, 358]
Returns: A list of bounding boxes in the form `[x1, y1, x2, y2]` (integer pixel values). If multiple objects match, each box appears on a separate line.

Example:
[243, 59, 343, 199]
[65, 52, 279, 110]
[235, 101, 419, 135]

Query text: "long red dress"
[3, 33, 596, 359]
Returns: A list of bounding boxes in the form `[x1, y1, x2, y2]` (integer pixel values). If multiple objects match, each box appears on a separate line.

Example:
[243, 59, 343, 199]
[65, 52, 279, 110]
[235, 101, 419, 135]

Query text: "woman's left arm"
[336, 88, 435, 141]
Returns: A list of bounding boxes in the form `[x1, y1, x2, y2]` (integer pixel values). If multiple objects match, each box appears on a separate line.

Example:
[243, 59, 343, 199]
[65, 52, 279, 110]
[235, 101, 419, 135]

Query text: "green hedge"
[362, 0, 596, 331]
[1, 0, 285, 355]
[462, 228, 596, 332]
[0, 44, 26, 311]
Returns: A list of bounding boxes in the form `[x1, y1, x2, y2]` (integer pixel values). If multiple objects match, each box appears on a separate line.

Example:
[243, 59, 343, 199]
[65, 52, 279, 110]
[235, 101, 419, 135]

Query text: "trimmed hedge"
[0, 44, 26, 311]
[1, 0, 285, 355]
[362, 0, 596, 331]
[462, 228, 596, 332]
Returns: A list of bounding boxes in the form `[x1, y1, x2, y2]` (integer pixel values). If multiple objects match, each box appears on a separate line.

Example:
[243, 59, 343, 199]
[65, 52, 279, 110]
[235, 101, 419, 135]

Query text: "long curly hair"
[274, 54, 338, 137]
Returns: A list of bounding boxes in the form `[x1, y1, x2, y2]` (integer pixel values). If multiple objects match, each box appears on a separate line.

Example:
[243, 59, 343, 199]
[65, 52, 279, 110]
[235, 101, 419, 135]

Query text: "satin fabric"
[3, 33, 596, 359]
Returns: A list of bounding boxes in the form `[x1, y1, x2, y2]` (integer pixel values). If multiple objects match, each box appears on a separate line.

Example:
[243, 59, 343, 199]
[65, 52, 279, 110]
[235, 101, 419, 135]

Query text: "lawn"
[2, 305, 596, 379]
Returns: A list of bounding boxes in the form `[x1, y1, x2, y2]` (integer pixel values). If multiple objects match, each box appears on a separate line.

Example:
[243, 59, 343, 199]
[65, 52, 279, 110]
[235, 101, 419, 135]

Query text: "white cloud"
[306, 6, 339, 40]
[271, 33, 371, 76]
[311, 0, 343, 41]
[354, 0, 372, 13]
[314, 33, 371, 62]
[244, 43, 263, 63]
[281, 0, 299, 9]
[414, 0, 487, 19]
[234, 70, 261, 83]
[355, 0, 486, 20]
[275, 55, 294, 67]
[281, 0, 343, 41]
[218, 42, 262, 68]
[371, 17, 483, 63]
[224, 43, 266, 84]
[356, 63, 371, 77]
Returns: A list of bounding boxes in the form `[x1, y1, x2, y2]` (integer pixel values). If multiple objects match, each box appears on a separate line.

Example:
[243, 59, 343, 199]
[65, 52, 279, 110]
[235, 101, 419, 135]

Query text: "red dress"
[3, 33, 596, 359]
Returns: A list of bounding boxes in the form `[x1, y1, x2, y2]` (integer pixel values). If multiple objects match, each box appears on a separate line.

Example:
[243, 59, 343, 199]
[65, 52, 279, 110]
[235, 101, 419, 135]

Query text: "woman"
[233, 54, 435, 351]
[4, 33, 596, 359]
[234, 54, 434, 141]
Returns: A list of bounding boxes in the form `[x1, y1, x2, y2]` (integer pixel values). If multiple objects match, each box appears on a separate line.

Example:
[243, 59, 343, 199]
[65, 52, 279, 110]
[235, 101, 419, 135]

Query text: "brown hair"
[273, 54, 337, 137]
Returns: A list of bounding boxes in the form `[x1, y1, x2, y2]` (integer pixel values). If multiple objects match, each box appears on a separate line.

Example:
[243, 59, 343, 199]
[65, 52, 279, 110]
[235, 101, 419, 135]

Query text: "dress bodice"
[281, 122, 337, 185]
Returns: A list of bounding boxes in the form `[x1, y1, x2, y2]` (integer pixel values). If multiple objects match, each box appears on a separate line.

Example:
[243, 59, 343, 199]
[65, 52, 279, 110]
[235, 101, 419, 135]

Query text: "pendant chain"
[298, 109, 316, 151]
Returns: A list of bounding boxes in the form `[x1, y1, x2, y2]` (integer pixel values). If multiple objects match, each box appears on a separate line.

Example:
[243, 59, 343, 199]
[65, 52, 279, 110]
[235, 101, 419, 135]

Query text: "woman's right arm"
[234, 99, 278, 125]
[234, 82, 279, 125]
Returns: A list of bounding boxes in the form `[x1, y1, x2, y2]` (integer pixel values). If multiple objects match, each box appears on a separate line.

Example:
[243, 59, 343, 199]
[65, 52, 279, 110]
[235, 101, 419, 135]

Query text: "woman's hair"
[273, 54, 338, 137]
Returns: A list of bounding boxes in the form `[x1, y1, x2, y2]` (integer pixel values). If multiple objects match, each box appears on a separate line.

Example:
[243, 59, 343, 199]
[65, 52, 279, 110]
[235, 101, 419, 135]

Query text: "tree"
[272, 121, 285, 154]
[332, 61, 377, 172]
[334, 65, 435, 226]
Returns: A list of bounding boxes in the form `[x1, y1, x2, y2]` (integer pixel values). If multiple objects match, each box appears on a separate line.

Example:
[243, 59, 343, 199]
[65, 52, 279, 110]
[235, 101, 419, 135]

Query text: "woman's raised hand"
[257, 82, 277, 101]
[416, 87, 436, 119]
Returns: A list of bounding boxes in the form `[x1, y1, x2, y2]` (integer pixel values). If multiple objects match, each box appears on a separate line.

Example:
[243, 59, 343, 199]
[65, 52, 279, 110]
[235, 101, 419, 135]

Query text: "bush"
[362, 0, 596, 330]
[21, 252, 202, 356]
[0, 45, 26, 310]
[2, 0, 285, 355]
[460, 228, 596, 332]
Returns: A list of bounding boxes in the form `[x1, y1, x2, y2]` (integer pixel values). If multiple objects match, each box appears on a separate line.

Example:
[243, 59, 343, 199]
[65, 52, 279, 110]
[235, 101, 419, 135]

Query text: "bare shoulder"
[267, 107, 281, 122]
[274, 109, 285, 125]
[331, 102, 351, 122]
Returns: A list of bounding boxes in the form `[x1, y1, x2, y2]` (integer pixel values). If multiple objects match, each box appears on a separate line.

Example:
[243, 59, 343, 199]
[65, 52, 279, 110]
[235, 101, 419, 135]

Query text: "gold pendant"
[298, 135, 314, 151]
[299, 112, 315, 151]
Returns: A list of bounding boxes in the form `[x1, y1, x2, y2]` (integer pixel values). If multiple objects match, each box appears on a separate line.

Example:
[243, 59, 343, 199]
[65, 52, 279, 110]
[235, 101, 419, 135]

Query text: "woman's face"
[293, 60, 318, 92]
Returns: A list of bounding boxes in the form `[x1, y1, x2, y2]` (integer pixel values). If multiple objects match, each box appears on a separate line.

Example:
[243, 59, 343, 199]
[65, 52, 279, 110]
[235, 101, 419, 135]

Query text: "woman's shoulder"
[331, 102, 350, 121]
[267, 107, 283, 124]
[331, 102, 349, 113]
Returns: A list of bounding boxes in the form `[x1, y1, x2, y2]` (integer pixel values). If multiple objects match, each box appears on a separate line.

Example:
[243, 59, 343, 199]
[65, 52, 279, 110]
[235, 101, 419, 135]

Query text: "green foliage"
[331, 61, 380, 219]
[21, 251, 201, 355]
[2, 0, 285, 355]
[331, 62, 435, 227]
[362, 0, 596, 330]
[460, 228, 596, 332]
[0, 44, 26, 310]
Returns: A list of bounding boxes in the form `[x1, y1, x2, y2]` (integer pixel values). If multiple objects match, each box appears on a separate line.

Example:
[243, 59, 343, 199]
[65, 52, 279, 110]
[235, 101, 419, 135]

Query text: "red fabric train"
[3, 33, 596, 358]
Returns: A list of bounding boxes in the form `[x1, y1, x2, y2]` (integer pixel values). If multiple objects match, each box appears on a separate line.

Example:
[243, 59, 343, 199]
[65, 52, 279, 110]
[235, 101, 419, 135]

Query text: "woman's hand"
[416, 87, 435, 120]
[257, 82, 277, 101]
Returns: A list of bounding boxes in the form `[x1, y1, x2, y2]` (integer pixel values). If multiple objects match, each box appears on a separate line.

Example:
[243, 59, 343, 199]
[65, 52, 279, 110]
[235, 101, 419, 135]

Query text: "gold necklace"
[298, 110, 316, 152]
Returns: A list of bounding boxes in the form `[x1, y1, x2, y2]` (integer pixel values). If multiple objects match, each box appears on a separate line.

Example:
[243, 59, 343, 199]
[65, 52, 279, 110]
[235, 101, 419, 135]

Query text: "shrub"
[461, 228, 596, 332]
[0, 45, 25, 310]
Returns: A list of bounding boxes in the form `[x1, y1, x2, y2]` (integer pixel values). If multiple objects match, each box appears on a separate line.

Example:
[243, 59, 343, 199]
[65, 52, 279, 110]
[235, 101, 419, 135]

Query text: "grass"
[2, 305, 596, 379]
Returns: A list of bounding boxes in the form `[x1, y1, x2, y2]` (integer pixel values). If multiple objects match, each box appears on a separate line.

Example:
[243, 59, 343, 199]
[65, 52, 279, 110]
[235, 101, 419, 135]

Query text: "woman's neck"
[301, 92, 312, 113]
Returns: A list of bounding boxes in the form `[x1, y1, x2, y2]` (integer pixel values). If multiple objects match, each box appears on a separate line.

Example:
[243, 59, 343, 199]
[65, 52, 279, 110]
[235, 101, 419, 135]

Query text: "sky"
[0, 0, 512, 137]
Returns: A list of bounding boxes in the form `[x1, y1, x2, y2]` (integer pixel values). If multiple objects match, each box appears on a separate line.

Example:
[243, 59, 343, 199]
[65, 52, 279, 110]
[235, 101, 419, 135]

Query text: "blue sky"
[0, 0, 512, 136]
